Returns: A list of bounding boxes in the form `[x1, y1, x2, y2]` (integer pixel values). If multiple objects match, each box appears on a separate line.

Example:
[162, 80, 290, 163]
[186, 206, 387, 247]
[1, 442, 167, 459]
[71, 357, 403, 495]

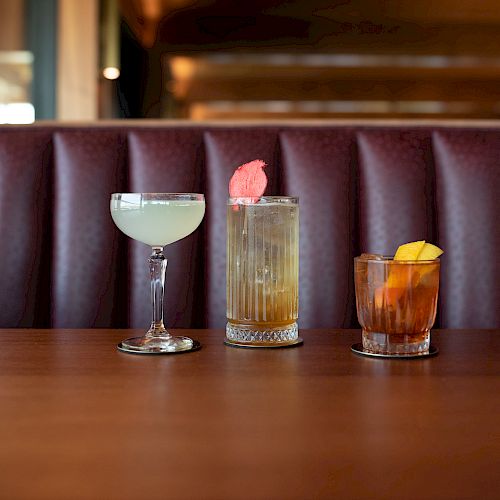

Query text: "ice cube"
[359, 253, 385, 261]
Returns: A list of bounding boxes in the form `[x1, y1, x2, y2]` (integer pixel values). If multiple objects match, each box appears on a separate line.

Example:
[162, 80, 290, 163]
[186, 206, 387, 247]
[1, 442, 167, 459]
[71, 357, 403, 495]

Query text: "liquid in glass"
[226, 197, 299, 345]
[110, 193, 205, 354]
[354, 255, 440, 355]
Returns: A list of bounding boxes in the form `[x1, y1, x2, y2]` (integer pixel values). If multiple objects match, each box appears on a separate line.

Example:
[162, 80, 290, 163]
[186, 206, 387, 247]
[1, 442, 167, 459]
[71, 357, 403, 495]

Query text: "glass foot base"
[351, 343, 438, 359]
[362, 329, 430, 355]
[226, 322, 299, 347]
[118, 335, 199, 354]
[224, 337, 303, 349]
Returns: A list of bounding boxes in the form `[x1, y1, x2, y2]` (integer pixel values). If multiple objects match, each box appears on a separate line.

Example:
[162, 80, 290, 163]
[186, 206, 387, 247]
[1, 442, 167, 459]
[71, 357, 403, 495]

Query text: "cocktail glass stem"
[147, 247, 169, 338]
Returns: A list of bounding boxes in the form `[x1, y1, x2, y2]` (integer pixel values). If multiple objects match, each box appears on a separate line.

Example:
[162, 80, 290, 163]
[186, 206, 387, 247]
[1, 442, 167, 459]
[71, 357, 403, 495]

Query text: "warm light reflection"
[165, 52, 500, 119]
[103, 67, 120, 80]
[0, 103, 35, 124]
[141, 0, 163, 20]
[169, 57, 196, 98]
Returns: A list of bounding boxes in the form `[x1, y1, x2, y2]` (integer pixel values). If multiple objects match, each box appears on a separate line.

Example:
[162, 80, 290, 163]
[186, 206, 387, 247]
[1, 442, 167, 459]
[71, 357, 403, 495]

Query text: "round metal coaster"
[351, 343, 438, 359]
[224, 337, 304, 349]
[117, 340, 201, 355]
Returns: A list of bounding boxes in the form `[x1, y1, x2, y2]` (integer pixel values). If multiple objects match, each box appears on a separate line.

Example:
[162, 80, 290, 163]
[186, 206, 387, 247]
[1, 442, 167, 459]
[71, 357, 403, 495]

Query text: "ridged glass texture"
[226, 197, 299, 345]
[354, 257, 440, 355]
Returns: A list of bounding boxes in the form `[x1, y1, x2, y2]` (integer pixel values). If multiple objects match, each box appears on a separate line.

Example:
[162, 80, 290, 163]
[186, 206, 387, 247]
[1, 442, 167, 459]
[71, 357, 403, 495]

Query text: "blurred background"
[2, 0, 500, 122]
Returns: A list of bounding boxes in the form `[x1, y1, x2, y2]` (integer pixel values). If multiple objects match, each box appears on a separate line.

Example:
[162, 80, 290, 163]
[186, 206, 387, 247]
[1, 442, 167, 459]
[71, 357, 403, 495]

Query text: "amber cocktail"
[354, 255, 440, 355]
[226, 197, 299, 346]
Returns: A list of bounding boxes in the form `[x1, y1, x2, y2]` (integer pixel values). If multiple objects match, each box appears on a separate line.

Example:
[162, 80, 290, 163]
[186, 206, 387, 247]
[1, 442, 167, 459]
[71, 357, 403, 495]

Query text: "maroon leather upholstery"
[433, 131, 500, 328]
[0, 130, 51, 327]
[281, 129, 356, 328]
[0, 123, 498, 329]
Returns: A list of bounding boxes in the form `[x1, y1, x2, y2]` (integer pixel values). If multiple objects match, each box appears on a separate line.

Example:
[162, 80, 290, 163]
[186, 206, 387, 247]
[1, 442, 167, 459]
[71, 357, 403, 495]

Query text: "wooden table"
[0, 329, 498, 500]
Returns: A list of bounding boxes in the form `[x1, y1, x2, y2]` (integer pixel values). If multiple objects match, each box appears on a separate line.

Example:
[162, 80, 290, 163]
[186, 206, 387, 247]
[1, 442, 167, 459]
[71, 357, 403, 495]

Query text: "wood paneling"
[180, 77, 500, 102]
[57, 0, 98, 120]
[115, 1, 500, 119]
[0, 0, 24, 51]
[166, 54, 500, 118]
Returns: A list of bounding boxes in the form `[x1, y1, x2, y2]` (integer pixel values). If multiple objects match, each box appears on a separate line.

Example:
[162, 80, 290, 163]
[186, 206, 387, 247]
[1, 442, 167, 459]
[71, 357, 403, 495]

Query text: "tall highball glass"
[226, 196, 299, 346]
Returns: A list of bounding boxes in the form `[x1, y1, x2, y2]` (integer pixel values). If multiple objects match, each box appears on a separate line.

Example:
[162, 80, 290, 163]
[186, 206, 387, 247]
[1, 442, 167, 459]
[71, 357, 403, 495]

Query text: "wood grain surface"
[0, 329, 498, 500]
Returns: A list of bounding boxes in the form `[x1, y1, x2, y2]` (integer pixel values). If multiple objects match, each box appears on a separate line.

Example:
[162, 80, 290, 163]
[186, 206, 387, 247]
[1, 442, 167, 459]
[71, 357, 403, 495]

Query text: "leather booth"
[0, 122, 498, 329]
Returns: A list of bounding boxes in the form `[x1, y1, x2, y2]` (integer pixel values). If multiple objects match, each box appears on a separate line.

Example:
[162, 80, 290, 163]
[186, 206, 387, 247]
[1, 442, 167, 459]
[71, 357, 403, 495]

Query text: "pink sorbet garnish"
[229, 159, 267, 204]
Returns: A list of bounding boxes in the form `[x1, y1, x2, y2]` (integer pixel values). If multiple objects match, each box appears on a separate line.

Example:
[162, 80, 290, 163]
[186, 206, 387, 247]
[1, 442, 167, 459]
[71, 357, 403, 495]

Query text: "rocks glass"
[354, 254, 440, 355]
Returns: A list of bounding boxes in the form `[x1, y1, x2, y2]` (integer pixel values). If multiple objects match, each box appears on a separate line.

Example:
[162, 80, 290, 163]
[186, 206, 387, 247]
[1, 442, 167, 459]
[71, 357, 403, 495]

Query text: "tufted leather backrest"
[0, 123, 498, 329]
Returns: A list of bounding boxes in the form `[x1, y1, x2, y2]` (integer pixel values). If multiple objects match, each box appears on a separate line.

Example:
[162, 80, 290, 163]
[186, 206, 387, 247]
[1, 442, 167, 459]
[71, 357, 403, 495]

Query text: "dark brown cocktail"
[355, 255, 440, 355]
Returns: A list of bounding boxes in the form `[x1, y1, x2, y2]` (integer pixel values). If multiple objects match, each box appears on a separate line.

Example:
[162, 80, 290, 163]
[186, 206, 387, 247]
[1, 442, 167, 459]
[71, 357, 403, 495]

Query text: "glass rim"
[111, 193, 204, 200]
[355, 255, 440, 264]
[227, 196, 298, 205]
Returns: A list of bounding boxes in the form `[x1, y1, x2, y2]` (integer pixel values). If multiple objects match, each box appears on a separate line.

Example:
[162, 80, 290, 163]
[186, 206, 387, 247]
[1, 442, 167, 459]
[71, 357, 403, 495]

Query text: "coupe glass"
[110, 193, 205, 353]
